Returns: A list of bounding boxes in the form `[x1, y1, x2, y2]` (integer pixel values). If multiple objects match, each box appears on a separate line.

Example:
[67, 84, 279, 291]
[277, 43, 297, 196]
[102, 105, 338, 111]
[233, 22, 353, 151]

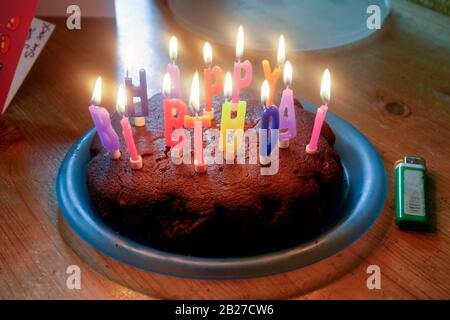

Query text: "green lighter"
[395, 156, 428, 231]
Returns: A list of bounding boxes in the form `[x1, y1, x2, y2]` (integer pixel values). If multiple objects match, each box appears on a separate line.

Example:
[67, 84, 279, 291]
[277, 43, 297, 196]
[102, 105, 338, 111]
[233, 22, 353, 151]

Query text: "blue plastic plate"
[56, 101, 387, 279]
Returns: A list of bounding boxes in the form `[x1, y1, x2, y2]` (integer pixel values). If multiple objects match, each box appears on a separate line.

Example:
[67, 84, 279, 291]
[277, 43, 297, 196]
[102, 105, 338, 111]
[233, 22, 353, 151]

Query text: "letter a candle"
[203, 42, 223, 119]
[117, 84, 142, 170]
[88, 77, 121, 159]
[278, 61, 296, 148]
[306, 69, 331, 154]
[232, 26, 253, 105]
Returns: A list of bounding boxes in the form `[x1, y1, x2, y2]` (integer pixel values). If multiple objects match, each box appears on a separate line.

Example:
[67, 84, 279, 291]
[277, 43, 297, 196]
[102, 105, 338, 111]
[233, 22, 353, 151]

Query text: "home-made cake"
[87, 89, 343, 257]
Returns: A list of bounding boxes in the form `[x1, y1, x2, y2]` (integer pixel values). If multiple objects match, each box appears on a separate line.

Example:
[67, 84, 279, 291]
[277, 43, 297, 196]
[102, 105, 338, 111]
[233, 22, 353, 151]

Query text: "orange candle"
[203, 42, 223, 119]
[261, 35, 285, 105]
[183, 72, 212, 128]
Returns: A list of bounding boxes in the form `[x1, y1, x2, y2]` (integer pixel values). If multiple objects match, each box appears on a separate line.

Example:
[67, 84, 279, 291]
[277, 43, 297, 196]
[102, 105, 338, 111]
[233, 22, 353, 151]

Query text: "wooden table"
[0, 0, 449, 299]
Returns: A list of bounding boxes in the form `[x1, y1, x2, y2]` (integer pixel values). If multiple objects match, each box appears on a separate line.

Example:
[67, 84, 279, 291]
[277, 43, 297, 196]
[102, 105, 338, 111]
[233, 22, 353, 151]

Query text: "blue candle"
[260, 80, 279, 162]
[125, 68, 148, 126]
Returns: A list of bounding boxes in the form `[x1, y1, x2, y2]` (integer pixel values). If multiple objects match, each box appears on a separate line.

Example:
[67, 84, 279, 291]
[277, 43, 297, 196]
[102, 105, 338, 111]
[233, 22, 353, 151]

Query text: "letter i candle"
[88, 77, 121, 159]
[306, 69, 331, 154]
[117, 84, 142, 170]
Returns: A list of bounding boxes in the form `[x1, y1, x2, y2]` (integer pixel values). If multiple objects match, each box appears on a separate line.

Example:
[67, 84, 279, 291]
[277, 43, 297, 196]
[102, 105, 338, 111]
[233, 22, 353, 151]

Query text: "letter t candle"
[306, 69, 331, 154]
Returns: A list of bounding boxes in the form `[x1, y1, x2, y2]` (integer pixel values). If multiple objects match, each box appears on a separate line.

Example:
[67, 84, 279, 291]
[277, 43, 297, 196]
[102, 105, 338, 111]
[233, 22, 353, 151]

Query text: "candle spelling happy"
[260, 80, 280, 165]
[166, 36, 182, 99]
[88, 77, 121, 159]
[278, 61, 296, 149]
[220, 72, 247, 162]
[306, 69, 331, 154]
[261, 35, 285, 106]
[117, 84, 142, 170]
[232, 26, 253, 105]
[203, 42, 223, 119]
[124, 68, 148, 127]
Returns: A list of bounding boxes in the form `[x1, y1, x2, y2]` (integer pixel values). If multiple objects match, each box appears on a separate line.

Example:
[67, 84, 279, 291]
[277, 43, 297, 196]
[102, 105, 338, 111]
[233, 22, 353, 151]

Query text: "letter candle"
[166, 36, 181, 99]
[162, 73, 188, 148]
[124, 68, 148, 127]
[260, 80, 280, 165]
[88, 77, 121, 159]
[278, 61, 296, 149]
[261, 35, 285, 106]
[117, 84, 142, 170]
[306, 69, 331, 154]
[220, 72, 247, 161]
[184, 72, 212, 128]
[232, 26, 253, 105]
[203, 42, 223, 119]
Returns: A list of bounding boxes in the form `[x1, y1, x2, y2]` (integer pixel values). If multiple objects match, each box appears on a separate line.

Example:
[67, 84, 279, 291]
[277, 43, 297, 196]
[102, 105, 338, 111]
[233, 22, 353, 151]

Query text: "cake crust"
[87, 90, 343, 257]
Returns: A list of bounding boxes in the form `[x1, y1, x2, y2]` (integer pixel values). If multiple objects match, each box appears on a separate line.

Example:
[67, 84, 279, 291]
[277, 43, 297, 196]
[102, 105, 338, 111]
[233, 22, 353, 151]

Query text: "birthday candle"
[116, 84, 142, 170]
[166, 36, 181, 99]
[162, 73, 188, 147]
[260, 80, 280, 164]
[306, 69, 331, 154]
[88, 77, 121, 159]
[261, 35, 285, 106]
[124, 68, 148, 127]
[232, 26, 253, 104]
[220, 72, 246, 160]
[278, 61, 296, 149]
[203, 42, 223, 118]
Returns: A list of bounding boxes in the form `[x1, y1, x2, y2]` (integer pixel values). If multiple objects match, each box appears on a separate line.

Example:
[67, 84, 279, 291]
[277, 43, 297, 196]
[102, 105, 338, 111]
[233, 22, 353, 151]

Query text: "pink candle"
[306, 69, 331, 154]
[120, 116, 139, 162]
[194, 120, 204, 166]
[232, 26, 253, 104]
[166, 36, 181, 99]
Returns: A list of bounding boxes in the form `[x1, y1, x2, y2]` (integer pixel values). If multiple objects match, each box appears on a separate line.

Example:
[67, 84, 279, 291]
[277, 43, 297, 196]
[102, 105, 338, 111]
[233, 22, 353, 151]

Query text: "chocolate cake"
[87, 89, 343, 257]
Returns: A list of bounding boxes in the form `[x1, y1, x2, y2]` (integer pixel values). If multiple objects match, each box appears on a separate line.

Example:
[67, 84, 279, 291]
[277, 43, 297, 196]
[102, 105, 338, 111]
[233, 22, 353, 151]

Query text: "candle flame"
[169, 35, 178, 62]
[116, 84, 127, 114]
[203, 42, 212, 66]
[320, 69, 331, 103]
[236, 25, 244, 59]
[224, 72, 232, 100]
[162, 72, 171, 97]
[261, 80, 270, 106]
[277, 35, 285, 68]
[283, 61, 292, 87]
[189, 71, 200, 114]
[91, 76, 102, 105]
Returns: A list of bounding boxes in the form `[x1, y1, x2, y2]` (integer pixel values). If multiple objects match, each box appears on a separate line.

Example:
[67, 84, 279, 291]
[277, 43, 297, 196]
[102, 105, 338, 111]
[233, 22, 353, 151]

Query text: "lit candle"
[278, 61, 296, 149]
[260, 80, 280, 165]
[220, 72, 247, 161]
[166, 36, 181, 99]
[88, 77, 121, 159]
[306, 69, 331, 154]
[116, 84, 142, 170]
[261, 35, 285, 106]
[184, 72, 212, 128]
[203, 42, 223, 119]
[232, 26, 253, 105]
[124, 68, 148, 127]
[162, 73, 188, 148]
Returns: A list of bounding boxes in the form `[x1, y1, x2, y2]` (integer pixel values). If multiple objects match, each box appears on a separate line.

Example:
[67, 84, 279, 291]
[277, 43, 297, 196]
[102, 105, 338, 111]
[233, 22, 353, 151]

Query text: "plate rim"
[56, 101, 387, 279]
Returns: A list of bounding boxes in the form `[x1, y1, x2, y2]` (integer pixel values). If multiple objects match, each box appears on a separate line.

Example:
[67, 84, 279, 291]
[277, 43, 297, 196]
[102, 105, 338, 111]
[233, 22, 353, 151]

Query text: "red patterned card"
[0, 0, 39, 114]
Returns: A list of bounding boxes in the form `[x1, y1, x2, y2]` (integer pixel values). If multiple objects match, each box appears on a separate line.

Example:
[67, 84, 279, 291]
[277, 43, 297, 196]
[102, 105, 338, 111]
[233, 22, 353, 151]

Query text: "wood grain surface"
[0, 0, 449, 299]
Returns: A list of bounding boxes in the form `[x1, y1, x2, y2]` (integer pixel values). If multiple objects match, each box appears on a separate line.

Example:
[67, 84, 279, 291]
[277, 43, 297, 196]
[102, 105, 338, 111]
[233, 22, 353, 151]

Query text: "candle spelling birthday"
[306, 69, 331, 154]
[184, 72, 212, 128]
[260, 80, 280, 165]
[88, 77, 121, 159]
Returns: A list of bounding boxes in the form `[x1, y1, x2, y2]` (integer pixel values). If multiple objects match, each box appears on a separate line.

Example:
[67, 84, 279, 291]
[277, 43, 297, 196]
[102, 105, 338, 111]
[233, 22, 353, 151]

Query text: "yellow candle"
[220, 72, 246, 155]
[261, 35, 285, 105]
